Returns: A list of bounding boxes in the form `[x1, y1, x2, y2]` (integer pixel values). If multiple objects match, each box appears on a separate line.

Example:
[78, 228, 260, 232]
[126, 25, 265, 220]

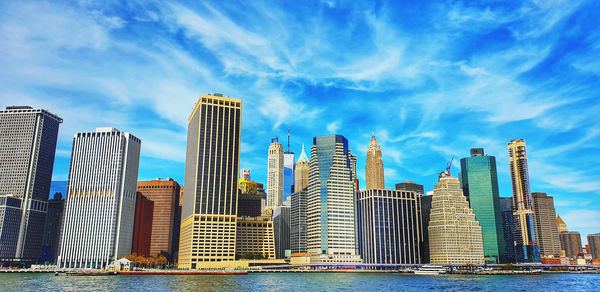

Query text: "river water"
[0, 272, 597, 291]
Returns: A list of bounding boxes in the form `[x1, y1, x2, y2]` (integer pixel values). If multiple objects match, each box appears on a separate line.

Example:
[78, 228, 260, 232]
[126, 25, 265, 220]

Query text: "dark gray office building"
[273, 205, 290, 259]
[40, 193, 64, 263]
[290, 190, 307, 254]
[500, 197, 516, 263]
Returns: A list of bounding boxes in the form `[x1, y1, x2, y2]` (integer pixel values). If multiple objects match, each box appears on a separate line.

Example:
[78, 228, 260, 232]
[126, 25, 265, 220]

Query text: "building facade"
[460, 148, 505, 263]
[429, 172, 484, 265]
[273, 206, 291, 259]
[507, 139, 541, 262]
[531, 192, 561, 256]
[365, 133, 385, 190]
[290, 190, 307, 254]
[306, 135, 361, 263]
[131, 193, 154, 257]
[137, 178, 181, 258]
[238, 175, 264, 217]
[588, 233, 600, 260]
[419, 194, 432, 263]
[58, 127, 141, 269]
[0, 106, 62, 263]
[235, 216, 275, 260]
[40, 193, 64, 264]
[559, 231, 583, 259]
[499, 197, 517, 263]
[267, 139, 284, 209]
[357, 189, 422, 264]
[178, 94, 241, 269]
[294, 144, 310, 192]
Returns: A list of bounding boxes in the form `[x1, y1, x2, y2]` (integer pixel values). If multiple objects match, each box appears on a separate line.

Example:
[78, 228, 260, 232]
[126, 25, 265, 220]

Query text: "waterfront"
[0, 273, 598, 291]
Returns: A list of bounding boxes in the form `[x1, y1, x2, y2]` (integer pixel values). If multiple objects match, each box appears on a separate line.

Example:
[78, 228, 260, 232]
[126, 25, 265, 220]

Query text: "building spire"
[298, 143, 309, 162]
[287, 126, 290, 152]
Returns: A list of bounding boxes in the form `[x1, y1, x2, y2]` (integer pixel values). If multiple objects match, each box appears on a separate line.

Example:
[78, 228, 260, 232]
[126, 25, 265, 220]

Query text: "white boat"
[413, 265, 447, 275]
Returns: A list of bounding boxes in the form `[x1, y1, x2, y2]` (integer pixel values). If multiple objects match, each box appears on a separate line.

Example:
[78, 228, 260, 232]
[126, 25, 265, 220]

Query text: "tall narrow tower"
[294, 144, 310, 192]
[178, 94, 241, 269]
[267, 138, 284, 209]
[283, 128, 295, 200]
[365, 133, 385, 189]
[508, 139, 541, 263]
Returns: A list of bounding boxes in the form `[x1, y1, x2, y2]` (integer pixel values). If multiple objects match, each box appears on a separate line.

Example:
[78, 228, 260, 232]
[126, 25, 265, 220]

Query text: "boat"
[413, 265, 447, 275]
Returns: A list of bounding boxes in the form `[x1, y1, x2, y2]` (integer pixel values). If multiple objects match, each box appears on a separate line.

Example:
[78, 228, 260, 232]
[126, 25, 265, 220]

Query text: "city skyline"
[0, 0, 599, 243]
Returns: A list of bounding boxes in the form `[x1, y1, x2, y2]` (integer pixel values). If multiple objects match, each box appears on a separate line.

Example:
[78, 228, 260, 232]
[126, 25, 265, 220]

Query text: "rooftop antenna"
[446, 156, 454, 175]
[287, 126, 290, 152]
[272, 137, 279, 143]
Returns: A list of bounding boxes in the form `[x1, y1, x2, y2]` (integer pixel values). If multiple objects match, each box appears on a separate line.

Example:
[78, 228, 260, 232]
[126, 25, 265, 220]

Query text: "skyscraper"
[58, 127, 141, 269]
[283, 129, 295, 200]
[507, 139, 541, 262]
[137, 178, 181, 258]
[290, 190, 307, 254]
[40, 193, 64, 264]
[267, 138, 284, 209]
[238, 173, 264, 218]
[306, 135, 361, 263]
[559, 231, 583, 259]
[0, 106, 62, 264]
[396, 181, 428, 262]
[294, 144, 310, 192]
[557, 215, 568, 233]
[429, 171, 484, 265]
[357, 189, 422, 264]
[273, 205, 291, 259]
[460, 148, 505, 263]
[131, 193, 154, 257]
[531, 192, 561, 256]
[365, 133, 385, 189]
[178, 94, 241, 269]
[499, 197, 516, 263]
[588, 233, 600, 260]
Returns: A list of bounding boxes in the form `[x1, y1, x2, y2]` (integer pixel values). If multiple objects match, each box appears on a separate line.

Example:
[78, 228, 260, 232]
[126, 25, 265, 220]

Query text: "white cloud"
[326, 121, 341, 134]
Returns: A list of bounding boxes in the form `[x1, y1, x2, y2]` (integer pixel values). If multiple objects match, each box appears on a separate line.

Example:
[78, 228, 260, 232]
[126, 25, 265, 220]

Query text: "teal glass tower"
[460, 148, 506, 263]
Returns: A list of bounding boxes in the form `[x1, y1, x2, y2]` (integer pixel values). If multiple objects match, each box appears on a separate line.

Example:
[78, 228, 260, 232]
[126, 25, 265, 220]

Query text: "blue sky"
[1, 0, 598, 241]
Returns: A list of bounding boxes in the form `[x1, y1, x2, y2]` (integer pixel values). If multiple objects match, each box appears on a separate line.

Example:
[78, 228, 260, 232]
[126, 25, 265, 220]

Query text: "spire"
[287, 126, 290, 152]
[370, 131, 377, 143]
[297, 143, 309, 163]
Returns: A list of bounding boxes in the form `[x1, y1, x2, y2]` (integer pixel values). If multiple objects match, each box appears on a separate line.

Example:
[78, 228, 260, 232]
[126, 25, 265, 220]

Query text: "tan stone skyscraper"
[267, 139, 284, 209]
[429, 171, 484, 265]
[294, 144, 310, 191]
[365, 133, 385, 189]
[556, 215, 568, 233]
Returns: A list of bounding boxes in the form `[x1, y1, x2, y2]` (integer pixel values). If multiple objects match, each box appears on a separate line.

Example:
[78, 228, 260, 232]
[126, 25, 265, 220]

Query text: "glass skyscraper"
[460, 148, 505, 263]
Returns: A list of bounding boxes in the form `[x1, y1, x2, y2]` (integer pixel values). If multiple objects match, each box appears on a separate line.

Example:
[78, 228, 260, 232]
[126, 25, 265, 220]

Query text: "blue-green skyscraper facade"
[460, 148, 506, 263]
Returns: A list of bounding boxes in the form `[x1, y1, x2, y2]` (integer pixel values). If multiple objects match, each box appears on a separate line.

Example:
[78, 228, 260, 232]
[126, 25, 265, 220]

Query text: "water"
[0, 273, 598, 291]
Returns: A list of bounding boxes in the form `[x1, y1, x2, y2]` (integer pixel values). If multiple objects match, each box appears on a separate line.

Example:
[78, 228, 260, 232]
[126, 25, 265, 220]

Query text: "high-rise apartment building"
[294, 144, 309, 192]
[460, 148, 505, 263]
[58, 127, 141, 269]
[507, 139, 541, 262]
[273, 205, 290, 259]
[357, 189, 422, 264]
[0, 106, 62, 263]
[365, 133, 385, 189]
[588, 233, 600, 260]
[267, 139, 284, 209]
[429, 172, 484, 265]
[499, 197, 516, 263]
[235, 216, 275, 260]
[531, 192, 561, 256]
[131, 193, 154, 257]
[560, 231, 583, 259]
[178, 94, 241, 269]
[40, 193, 64, 264]
[306, 135, 361, 263]
[290, 190, 307, 254]
[137, 178, 181, 258]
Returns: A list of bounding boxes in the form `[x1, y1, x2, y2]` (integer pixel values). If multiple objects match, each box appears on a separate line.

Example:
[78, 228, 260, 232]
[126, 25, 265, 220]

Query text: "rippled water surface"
[0, 272, 598, 291]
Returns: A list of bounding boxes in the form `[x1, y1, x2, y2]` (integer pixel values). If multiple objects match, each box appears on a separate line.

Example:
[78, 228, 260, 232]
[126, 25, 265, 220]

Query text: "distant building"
[267, 139, 284, 209]
[560, 231, 583, 259]
[395, 181, 424, 195]
[58, 127, 141, 269]
[307, 135, 361, 263]
[556, 215, 568, 233]
[357, 189, 422, 264]
[588, 233, 600, 260]
[273, 206, 290, 259]
[284, 131, 295, 200]
[290, 190, 307, 254]
[294, 144, 309, 192]
[40, 193, 64, 264]
[137, 178, 181, 258]
[132, 193, 154, 257]
[460, 148, 505, 263]
[178, 94, 241, 269]
[238, 175, 264, 217]
[429, 172, 484, 265]
[0, 106, 62, 264]
[236, 216, 275, 260]
[531, 192, 561, 256]
[499, 197, 516, 263]
[507, 139, 541, 263]
[365, 133, 385, 189]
